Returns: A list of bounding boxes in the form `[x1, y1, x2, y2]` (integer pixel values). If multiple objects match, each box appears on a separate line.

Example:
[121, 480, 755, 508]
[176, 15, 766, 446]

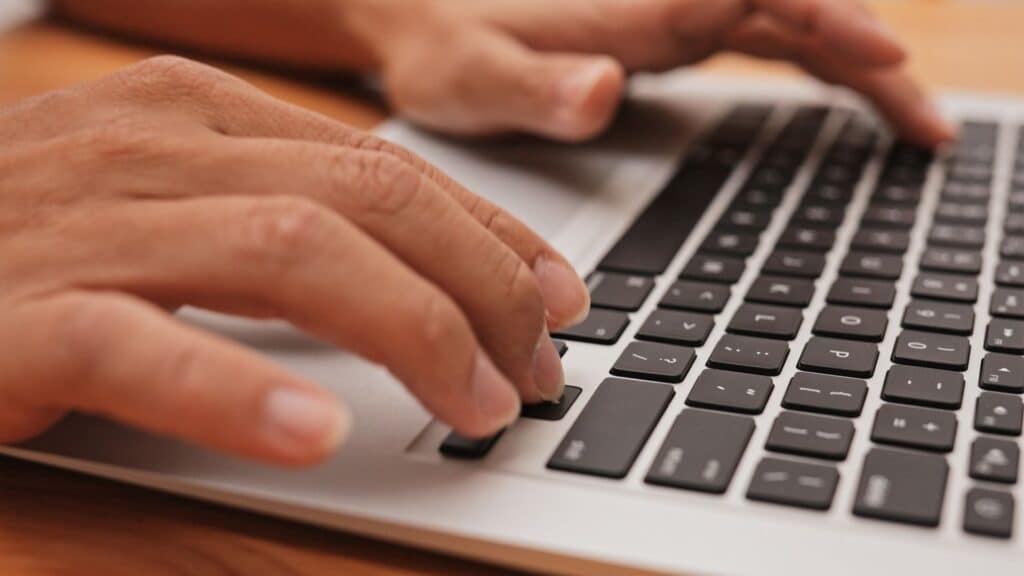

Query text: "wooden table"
[1, 1, 1022, 574]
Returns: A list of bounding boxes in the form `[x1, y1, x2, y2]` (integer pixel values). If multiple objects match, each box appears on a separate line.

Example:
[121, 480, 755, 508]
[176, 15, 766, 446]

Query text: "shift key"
[548, 378, 674, 478]
[645, 409, 755, 493]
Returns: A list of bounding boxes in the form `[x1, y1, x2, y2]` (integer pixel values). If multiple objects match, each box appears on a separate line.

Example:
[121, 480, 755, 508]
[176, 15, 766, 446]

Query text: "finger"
[0, 291, 348, 465]
[53, 196, 522, 436]
[725, 15, 956, 147]
[747, 0, 906, 66]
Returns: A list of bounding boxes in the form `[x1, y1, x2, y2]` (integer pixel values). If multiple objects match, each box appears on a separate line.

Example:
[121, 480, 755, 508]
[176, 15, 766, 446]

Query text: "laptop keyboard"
[441, 105, 1023, 540]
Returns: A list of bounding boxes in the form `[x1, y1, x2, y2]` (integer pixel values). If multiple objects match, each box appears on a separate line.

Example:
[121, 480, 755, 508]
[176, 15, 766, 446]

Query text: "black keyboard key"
[681, 254, 745, 284]
[440, 430, 504, 459]
[720, 206, 773, 231]
[964, 489, 1015, 539]
[807, 182, 854, 205]
[919, 248, 982, 275]
[685, 368, 773, 414]
[827, 277, 896, 308]
[645, 409, 754, 493]
[747, 275, 815, 307]
[747, 458, 839, 511]
[901, 300, 974, 335]
[637, 309, 714, 346]
[986, 318, 1024, 353]
[782, 372, 867, 416]
[980, 353, 1024, 393]
[599, 165, 731, 275]
[881, 365, 965, 409]
[862, 205, 917, 229]
[995, 260, 1024, 287]
[943, 181, 989, 204]
[839, 252, 903, 279]
[892, 330, 971, 371]
[871, 404, 957, 452]
[766, 411, 855, 460]
[701, 230, 759, 257]
[851, 229, 910, 254]
[554, 339, 568, 357]
[975, 392, 1023, 436]
[813, 305, 888, 342]
[853, 448, 948, 527]
[521, 386, 582, 420]
[798, 337, 878, 378]
[1001, 236, 1024, 259]
[587, 271, 655, 311]
[792, 203, 845, 228]
[778, 227, 835, 252]
[1005, 214, 1024, 234]
[727, 303, 803, 340]
[611, 341, 696, 383]
[763, 250, 826, 278]
[911, 273, 978, 303]
[548, 378, 674, 478]
[929, 224, 986, 249]
[969, 437, 1019, 484]
[659, 280, 731, 313]
[552, 309, 629, 344]
[990, 288, 1024, 318]
[934, 202, 988, 225]
[708, 334, 790, 376]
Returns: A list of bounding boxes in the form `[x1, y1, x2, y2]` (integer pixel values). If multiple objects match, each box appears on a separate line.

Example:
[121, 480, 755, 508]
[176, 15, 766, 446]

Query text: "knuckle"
[493, 248, 545, 323]
[123, 55, 238, 104]
[131, 55, 214, 86]
[338, 152, 426, 217]
[413, 292, 469, 355]
[239, 197, 331, 267]
[44, 294, 124, 389]
[70, 122, 160, 163]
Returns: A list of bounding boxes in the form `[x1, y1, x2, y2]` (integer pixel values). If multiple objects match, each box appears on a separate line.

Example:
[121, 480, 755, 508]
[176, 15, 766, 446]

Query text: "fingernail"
[532, 332, 565, 402]
[471, 350, 521, 429]
[533, 255, 590, 328]
[263, 388, 349, 456]
[555, 62, 611, 129]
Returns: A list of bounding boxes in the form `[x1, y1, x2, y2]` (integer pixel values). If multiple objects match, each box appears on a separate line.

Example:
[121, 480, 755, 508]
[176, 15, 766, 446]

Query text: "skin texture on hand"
[0, 57, 590, 465]
[55, 0, 957, 145]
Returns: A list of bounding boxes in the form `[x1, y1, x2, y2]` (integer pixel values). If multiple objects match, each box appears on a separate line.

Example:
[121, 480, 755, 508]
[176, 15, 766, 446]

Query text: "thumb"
[387, 31, 626, 142]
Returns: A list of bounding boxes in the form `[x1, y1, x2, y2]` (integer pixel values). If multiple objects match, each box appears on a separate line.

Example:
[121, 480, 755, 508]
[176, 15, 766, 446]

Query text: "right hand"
[0, 56, 590, 465]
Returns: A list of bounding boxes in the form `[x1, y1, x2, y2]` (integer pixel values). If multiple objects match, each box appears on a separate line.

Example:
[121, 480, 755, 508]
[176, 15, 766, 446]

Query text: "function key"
[727, 303, 803, 340]
[969, 437, 1019, 484]
[813, 305, 888, 342]
[782, 372, 867, 417]
[881, 365, 965, 409]
[871, 403, 958, 452]
[708, 334, 790, 376]
[685, 368, 774, 414]
[901, 300, 975, 335]
[985, 318, 1024, 354]
[964, 489, 1015, 539]
[762, 250, 826, 278]
[892, 330, 971, 371]
[701, 230, 760, 257]
[552, 309, 630, 344]
[645, 409, 754, 494]
[853, 448, 948, 527]
[548, 378, 674, 478]
[798, 336, 879, 378]
[979, 353, 1024, 393]
[975, 392, 1023, 436]
[827, 277, 896, 308]
[765, 411, 855, 460]
[747, 458, 839, 511]
[851, 229, 910, 254]
[680, 254, 745, 284]
[990, 288, 1024, 318]
[588, 271, 655, 311]
[637, 309, 714, 346]
[919, 248, 982, 275]
[911, 273, 978, 303]
[839, 252, 903, 280]
[611, 341, 696, 383]
[746, 275, 815, 307]
[659, 280, 731, 313]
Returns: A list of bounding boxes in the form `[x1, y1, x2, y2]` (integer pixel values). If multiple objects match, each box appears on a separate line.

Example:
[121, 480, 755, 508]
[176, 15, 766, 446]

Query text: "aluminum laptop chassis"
[2, 74, 1022, 575]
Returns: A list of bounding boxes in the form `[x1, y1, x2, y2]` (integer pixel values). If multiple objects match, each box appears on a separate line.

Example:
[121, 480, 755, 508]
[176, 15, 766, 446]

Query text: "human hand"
[0, 56, 589, 465]
[352, 0, 954, 145]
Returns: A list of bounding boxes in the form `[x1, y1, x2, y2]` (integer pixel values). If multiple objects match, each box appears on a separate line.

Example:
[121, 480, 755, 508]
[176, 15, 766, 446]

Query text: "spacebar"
[598, 166, 729, 276]
[547, 378, 674, 478]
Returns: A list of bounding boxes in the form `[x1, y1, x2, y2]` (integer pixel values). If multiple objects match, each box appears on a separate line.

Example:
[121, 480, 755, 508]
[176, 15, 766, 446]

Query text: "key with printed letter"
[746, 276, 815, 307]
[853, 448, 949, 527]
[552, 309, 629, 344]
[813, 306, 888, 342]
[827, 277, 896, 308]
[798, 337, 879, 378]
[901, 300, 974, 335]
[659, 280, 731, 313]
[548, 378, 674, 478]
[727, 303, 803, 340]
[645, 409, 755, 493]
[637, 309, 714, 346]
[588, 271, 655, 311]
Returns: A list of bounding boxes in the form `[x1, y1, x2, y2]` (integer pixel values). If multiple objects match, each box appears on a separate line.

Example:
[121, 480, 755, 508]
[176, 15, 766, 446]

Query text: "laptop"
[2, 73, 1022, 575]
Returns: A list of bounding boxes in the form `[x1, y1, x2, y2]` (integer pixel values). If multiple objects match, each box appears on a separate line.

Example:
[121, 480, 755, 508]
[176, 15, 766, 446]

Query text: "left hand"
[352, 0, 954, 145]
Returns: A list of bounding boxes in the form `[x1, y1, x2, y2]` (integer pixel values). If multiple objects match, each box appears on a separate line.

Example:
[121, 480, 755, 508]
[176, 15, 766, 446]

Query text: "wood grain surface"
[0, 1, 1021, 574]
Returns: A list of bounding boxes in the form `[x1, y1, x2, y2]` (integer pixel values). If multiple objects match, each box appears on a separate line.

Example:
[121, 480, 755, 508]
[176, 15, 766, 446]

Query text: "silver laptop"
[3, 73, 1023, 575]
